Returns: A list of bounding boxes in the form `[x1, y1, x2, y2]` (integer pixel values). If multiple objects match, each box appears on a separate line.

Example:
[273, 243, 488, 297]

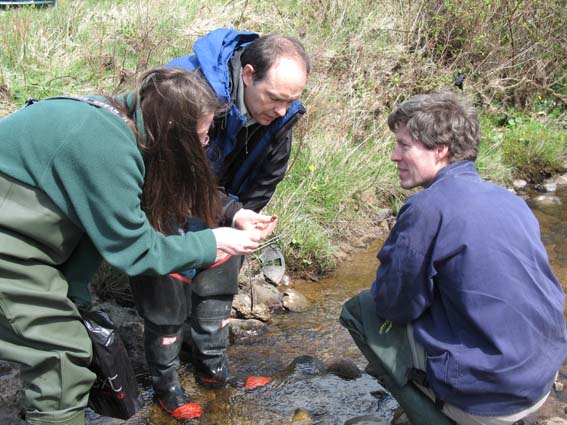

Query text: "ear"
[436, 144, 450, 162]
[242, 64, 255, 87]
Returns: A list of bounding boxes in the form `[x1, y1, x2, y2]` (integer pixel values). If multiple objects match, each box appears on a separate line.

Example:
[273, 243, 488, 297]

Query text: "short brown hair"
[388, 92, 481, 162]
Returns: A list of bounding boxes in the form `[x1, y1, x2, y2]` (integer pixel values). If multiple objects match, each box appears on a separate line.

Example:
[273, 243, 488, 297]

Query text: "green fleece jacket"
[0, 97, 217, 293]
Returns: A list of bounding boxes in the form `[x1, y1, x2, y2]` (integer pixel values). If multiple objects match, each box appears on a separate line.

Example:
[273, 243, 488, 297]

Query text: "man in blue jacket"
[340, 92, 567, 425]
[129, 29, 310, 419]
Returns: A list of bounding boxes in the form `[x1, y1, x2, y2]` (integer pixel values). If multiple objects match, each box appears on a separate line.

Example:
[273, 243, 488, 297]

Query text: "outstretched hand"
[233, 209, 278, 240]
[211, 227, 262, 256]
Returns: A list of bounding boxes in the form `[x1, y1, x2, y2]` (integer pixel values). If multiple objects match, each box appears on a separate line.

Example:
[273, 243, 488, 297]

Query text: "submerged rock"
[287, 355, 328, 376]
[290, 407, 313, 424]
[327, 358, 363, 380]
[228, 318, 268, 341]
[533, 194, 562, 207]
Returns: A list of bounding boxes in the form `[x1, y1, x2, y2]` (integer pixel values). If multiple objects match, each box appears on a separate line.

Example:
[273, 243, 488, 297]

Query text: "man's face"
[391, 124, 449, 189]
[242, 57, 307, 126]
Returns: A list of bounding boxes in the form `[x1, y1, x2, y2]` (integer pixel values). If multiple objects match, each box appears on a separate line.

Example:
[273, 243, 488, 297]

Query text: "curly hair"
[387, 92, 481, 162]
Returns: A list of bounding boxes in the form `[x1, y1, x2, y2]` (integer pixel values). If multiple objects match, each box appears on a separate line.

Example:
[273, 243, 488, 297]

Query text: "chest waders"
[0, 173, 95, 425]
[340, 290, 456, 425]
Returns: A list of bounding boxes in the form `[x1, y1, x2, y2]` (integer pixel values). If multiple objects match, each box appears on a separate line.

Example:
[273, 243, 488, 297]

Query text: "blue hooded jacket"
[166, 29, 305, 209]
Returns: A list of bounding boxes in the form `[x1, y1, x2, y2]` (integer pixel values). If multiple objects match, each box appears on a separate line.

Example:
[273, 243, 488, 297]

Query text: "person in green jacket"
[0, 67, 275, 425]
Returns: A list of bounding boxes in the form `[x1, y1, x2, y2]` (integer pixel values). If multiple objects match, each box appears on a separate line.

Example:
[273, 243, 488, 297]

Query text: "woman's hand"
[232, 209, 278, 240]
[211, 227, 262, 256]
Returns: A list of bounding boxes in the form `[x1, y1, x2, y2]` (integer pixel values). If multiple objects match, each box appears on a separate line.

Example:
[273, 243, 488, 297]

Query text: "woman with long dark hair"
[0, 67, 273, 425]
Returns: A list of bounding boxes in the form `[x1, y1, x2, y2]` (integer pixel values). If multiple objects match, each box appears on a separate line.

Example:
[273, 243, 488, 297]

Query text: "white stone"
[512, 179, 528, 191]
[555, 174, 567, 187]
[543, 181, 558, 192]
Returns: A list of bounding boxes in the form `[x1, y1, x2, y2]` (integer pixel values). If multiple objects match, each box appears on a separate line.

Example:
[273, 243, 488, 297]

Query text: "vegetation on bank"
[1, 0, 566, 274]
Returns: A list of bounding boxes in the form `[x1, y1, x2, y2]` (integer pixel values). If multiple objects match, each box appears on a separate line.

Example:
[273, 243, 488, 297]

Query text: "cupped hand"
[233, 209, 278, 240]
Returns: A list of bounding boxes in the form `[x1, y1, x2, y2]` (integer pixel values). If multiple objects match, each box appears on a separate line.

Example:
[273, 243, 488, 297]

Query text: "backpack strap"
[25, 96, 128, 123]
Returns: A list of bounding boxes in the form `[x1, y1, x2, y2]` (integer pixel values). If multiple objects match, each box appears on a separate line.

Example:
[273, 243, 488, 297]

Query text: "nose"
[274, 102, 288, 117]
[391, 145, 402, 162]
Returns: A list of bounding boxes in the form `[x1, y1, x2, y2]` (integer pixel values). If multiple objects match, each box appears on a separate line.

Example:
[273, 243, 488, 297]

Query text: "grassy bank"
[1, 0, 566, 273]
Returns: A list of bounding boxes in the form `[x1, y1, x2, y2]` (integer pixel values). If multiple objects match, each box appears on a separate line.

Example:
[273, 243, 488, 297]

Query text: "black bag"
[80, 307, 143, 419]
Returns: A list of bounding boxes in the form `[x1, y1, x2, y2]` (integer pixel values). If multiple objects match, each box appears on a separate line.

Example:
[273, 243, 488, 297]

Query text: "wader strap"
[407, 367, 445, 410]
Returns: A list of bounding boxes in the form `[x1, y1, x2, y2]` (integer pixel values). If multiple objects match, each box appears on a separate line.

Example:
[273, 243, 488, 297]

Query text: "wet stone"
[327, 358, 363, 380]
[252, 281, 283, 311]
[290, 407, 313, 424]
[533, 194, 562, 207]
[282, 288, 311, 312]
[287, 355, 328, 376]
[232, 292, 252, 317]
[228, 318, 268, 342]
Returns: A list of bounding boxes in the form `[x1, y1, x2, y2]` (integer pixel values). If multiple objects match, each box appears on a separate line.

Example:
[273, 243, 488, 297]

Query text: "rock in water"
[290, 407, 313, 424]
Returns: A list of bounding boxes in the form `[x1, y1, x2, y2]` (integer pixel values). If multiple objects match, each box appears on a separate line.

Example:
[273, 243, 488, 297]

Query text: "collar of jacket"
[428, 160, 478, 188]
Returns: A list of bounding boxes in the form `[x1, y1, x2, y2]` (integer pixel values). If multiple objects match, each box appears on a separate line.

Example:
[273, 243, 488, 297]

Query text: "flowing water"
[144, 187, 567, 425]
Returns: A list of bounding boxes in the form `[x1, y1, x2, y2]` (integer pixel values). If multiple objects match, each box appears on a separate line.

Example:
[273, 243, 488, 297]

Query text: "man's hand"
[233, 209, 278, 240]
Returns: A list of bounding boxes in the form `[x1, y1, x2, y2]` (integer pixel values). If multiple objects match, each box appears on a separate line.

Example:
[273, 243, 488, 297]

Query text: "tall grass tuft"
[501, 118, 567, 182]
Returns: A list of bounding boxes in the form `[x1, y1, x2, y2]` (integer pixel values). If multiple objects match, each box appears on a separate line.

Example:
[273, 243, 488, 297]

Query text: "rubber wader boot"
[372, 370, 455, 425]
[144, 322, 201, 420]
[363, 360, 455, 425]
[190, 293, 270, 390]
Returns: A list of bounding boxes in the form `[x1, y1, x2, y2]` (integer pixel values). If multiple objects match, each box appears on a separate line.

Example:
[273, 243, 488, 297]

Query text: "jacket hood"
[193, 28, 258, 102]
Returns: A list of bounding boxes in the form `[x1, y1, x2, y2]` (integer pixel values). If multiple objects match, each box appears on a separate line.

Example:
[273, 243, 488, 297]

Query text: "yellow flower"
[308, 164, 315, 172]
[311, 185, 318, 191]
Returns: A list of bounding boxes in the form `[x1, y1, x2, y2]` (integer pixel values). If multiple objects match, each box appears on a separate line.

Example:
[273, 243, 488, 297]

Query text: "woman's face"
[196, 113, 214, 147]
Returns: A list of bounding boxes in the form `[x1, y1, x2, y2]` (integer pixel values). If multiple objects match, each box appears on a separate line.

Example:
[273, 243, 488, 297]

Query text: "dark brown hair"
[111, 67, 226, 233]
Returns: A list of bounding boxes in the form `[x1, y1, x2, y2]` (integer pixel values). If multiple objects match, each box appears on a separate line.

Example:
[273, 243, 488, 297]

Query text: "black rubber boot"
[189, 294, 271, 390]
[144, 322, 202, 420]
[189, 294, 232, 385]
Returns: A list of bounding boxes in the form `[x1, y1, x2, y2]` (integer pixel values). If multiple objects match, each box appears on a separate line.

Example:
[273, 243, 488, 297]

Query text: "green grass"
[501, 117, 567, 182]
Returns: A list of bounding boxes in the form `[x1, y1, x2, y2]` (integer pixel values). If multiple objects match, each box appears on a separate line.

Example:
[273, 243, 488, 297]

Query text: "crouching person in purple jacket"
[340, 91, 567, 425]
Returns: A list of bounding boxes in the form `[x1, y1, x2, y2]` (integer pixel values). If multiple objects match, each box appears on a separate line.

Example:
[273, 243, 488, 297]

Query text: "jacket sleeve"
[239, 129, 293, 213]
[371, 198, 439, 323]
[219, 191, 244, 227]
[42, 107, 217, 277]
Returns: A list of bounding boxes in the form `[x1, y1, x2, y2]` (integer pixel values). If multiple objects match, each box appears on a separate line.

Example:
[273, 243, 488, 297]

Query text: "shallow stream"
[144, 187, 567, 425]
